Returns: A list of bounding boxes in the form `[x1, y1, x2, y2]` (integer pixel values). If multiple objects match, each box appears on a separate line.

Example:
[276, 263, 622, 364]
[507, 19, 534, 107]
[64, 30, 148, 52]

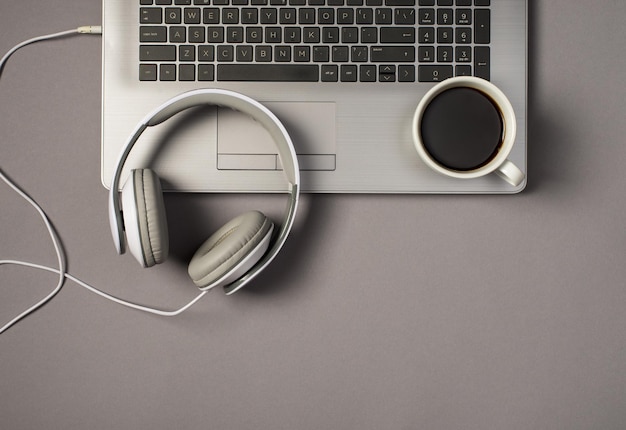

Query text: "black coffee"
[420, 87, 503, 171]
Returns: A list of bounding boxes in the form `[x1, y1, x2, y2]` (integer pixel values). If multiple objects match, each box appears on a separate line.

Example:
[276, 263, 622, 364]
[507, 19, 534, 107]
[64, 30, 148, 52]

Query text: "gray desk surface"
[1, 1, 625, 429]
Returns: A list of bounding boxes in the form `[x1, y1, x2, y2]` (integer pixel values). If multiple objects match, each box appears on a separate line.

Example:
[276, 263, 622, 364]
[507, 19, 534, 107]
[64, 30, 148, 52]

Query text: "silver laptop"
[101, 0, 527, 193]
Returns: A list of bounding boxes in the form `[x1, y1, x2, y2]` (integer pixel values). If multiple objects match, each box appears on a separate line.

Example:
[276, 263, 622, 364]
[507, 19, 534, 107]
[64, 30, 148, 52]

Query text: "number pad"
[417, 3, 490, 81]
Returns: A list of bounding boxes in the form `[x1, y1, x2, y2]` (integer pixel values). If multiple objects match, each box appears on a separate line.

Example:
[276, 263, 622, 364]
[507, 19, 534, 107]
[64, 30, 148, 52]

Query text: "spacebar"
[217, 64, 319, 82]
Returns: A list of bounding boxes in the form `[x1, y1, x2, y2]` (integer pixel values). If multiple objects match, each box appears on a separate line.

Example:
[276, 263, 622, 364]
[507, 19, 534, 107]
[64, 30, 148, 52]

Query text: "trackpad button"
[217, 102, 336, 171]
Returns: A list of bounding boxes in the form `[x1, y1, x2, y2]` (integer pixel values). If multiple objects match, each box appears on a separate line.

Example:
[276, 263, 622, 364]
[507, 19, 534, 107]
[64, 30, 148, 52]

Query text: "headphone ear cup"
[188, 211, 274, 289]
[121, 169, 169, 267]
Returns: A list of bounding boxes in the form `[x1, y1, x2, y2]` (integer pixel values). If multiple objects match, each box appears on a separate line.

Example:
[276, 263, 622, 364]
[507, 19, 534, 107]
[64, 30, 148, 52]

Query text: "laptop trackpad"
[217, 102, 336, 171]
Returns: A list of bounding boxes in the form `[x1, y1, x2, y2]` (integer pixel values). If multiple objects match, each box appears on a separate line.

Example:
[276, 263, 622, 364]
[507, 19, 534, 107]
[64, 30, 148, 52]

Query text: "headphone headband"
[108, 89, 300, 294]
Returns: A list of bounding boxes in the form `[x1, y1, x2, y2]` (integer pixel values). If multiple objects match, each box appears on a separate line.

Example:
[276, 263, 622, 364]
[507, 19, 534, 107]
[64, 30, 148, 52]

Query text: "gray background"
[1, 1, 625, 429]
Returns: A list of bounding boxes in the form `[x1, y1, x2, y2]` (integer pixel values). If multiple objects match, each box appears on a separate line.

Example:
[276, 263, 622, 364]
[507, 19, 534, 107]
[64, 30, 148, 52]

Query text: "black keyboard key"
[318, 8, 335, 24]
[140, 8, 162, 24]
[379, 65, 396, 82]
[385, 0, 415, 5]
[398, 65, 415, 82]
[160, 64, 176, 81]
[356, 8, 373, 24]
[418, 9, 435, 25]
[474, 46, 490, 80]
[170, 26, 187, 42]
[394, 9, 416, 25]
[332, 46, 349, 62]
[179, 45, 196, 61]
[455, 64, 471, 76]
[361, 27, 377, 43]
[380, 27, 415, 43]
[456, 8, 471, 25]
[375, 8, 393, 24]
[222, 8, 240, 24]
[321, 65, 338, 82]
[299, 10, 316, 25]
[360, 65, 376, 82]
[418, 46, 434, 62]
[456, 45, 471, 62]
[313, 46, 330, 62]
[418, 65, 453, 82]
[198, 64, 215, 80]
[474, 9, 490, 44]
[204, 8, 220, 24]
[140, 26, 167, 42]
[370, 46, 415, 62]
[437, 8, 453, 25]
[184, 8, 202, 24]
[337, 8, 355, 24]
[140, 45, 177, 61]
[217, 64, 319, 81]
[139, 64, 157, 81]
[456, 27, 471, 44]
[237, 45, 254, 61]
[198, 45, 215, 61]
[341, 65, 358, 82]
[179, 64, 196, 81]
[437, 46, 453, 62]
[351, 46, 368, 62]
[165, 7, 182, 24]
[341, 27, 359, 43]
[418, 27, 435, 44]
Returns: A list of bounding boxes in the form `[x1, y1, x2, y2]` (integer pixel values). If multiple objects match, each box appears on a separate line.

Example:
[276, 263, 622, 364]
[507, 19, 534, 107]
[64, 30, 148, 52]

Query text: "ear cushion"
[131, 169, 169, 267]
[188, 211, 273, 288]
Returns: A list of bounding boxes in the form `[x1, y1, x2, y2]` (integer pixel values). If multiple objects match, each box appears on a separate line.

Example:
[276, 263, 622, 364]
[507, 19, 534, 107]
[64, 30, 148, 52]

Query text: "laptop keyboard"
[138, 0, 491, 83]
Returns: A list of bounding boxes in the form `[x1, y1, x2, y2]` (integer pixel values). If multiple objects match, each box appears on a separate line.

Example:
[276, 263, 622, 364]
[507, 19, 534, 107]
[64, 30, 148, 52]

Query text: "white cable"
[1, 27, 207, 333]
[0, 259, 209, 317]
[0, 169, 67, 334]
[0, 169, 209, 323]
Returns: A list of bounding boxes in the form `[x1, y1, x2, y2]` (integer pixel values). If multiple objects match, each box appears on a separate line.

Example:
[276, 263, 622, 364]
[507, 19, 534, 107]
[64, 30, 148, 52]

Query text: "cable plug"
[78, 26, 102, 35]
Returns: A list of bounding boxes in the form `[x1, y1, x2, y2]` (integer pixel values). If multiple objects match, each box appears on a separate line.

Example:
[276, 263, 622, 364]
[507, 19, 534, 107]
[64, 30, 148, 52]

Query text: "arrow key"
[398, 65, 415, 82]
[360, 65, 376, 82]
[378, 64, 396, 82]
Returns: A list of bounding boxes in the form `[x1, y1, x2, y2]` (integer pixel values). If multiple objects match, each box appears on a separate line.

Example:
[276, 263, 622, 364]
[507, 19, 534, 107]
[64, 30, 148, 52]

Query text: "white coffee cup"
[412, 76, 524, 187]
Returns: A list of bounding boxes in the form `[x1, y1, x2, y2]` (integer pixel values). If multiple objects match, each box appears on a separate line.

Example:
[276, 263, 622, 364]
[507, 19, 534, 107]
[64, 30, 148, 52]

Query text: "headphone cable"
[1, 27, 208, 334]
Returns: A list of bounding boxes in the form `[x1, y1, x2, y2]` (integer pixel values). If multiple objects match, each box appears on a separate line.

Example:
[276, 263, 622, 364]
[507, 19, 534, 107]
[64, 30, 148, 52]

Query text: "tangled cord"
[1, 27, 208, 335]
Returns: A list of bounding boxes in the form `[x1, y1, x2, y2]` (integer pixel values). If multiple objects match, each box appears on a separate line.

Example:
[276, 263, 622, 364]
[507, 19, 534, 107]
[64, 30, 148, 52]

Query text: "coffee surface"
[420, 87, 503, 171]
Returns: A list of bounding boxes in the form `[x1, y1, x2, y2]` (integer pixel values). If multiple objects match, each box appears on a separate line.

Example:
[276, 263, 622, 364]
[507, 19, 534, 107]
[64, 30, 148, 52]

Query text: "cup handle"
[495, 160, 525, 187]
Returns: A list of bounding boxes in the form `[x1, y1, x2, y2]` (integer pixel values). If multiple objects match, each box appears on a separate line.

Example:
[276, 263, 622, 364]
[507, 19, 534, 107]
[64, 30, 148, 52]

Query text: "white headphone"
[108, 88, 300, 295]
[3, 31, 307, 333]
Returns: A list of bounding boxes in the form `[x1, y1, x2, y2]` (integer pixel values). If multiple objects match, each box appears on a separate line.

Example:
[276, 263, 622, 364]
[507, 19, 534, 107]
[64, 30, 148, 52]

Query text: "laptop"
[101, 0, 527, 193]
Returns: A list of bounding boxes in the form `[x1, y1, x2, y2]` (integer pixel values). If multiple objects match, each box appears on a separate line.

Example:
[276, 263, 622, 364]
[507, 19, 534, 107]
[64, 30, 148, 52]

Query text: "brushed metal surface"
[102, 1, 527, 193]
